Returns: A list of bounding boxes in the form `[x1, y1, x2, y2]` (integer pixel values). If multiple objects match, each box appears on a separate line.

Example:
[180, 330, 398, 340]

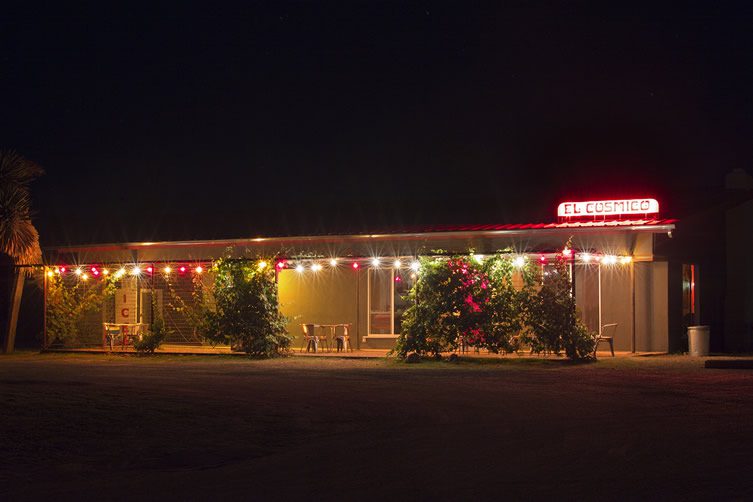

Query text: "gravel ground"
[1, 352, 752, 501]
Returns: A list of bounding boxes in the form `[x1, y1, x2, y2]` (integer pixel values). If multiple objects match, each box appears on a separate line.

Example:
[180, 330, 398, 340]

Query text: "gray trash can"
[687, 325, 710, 356]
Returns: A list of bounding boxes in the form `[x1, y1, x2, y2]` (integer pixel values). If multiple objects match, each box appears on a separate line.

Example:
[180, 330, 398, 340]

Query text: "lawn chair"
[103, 323, 121, 351]
[595, 323, 617, 357]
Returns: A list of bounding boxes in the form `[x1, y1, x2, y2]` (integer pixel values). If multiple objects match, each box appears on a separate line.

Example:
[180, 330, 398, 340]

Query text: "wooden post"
[43, 268, 48, 349]
[3, 267, 25, 354]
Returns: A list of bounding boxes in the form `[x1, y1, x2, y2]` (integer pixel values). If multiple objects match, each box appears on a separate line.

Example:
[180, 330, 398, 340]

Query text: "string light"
[81, 273, 89, 281]
[44, 252, 638, 283]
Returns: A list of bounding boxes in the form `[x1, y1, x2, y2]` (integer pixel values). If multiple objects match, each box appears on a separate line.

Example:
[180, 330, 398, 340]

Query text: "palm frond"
[0, 150, 44, 186]
[0, 150, 43, 265]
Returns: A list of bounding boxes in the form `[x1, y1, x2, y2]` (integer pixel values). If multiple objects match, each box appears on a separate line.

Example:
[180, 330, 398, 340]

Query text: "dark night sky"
[2, 1, 752, 245]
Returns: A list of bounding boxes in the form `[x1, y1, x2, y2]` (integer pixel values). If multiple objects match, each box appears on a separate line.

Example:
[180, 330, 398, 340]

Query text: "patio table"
[312, 324, 351, 352]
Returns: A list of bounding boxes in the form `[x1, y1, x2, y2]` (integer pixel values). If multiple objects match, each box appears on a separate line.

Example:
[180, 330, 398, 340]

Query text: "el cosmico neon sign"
[557, 198, 659, 218]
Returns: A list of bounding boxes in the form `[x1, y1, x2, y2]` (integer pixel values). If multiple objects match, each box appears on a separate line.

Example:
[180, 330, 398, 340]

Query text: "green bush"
[132, 315, 168, 354]
[199, 257, 291, 358]
[396, 251, 596, 361]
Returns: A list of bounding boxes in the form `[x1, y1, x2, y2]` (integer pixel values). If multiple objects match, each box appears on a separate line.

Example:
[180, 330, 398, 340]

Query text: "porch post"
[597, 263, 602, 335]
[43, 267, 48, 349]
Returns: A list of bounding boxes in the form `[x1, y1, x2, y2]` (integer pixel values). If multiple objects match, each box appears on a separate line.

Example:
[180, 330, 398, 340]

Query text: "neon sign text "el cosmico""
[557, 198, 660, 217]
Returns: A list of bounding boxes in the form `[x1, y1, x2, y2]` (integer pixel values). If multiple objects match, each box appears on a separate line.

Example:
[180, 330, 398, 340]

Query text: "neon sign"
[557, 198, 659, 218]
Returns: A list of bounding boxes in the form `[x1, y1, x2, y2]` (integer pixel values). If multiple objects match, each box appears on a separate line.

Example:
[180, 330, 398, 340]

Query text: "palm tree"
[0, 150, 44, 353]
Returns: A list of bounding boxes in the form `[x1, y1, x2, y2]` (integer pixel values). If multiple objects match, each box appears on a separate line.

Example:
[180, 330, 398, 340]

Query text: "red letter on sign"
[121, 308, 129, 318]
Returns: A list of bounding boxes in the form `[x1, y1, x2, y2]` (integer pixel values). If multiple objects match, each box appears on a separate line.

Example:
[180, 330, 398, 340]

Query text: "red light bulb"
[352, 262, 359, 269]
[179, 266, 186, 273]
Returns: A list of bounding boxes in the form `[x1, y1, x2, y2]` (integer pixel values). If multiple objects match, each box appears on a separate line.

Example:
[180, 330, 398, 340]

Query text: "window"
[368, 267, 414, 336]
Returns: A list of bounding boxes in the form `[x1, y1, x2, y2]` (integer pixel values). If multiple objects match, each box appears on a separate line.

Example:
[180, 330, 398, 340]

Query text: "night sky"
[2, 2, 751, 245]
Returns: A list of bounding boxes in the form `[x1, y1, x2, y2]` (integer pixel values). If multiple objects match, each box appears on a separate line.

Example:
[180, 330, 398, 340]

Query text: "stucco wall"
[634, 261, 669, 352]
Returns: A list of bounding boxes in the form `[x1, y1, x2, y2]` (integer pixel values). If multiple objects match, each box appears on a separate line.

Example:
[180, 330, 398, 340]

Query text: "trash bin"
[687, 325, 710, 356]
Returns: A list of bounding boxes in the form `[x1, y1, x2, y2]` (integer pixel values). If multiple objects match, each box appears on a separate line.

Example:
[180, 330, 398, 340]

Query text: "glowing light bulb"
[620, 256, 632, 265]
[329, 258, 338, 267]
[163, 266, 172, 274]
[276, 261, 285, 269]
[91, 266, 98, 273]
[81, 273, 89, 281]
[102, 269, 109, 276]
[179, 266, 187, 273]
[295, 264, 304, 273]
[562, 247, 572, 257]
[60, 267, 66, 273]
[473, 254, 484, 264]
[539, 255, 547, 263]
[410, 261, 420, 272]
[580, 253, 592, 263]
[395, 275, 402, 282]
[146, 266, 153, 274]
[46, 270, 54, 277]
[371, 258, 380, 267]
[74, 268, 83, 276]
[513, 256, 526, 268]
[603, 255, 617, 265]
[195, 265, 203, 274]
[92, 269, 99, 276]
[312, 263, 322, 272]
[393, 259, 401, 268]
[258, 261, 268, 270]
[131, 266, 141, 276]
[352, 262, 359, 269]
[115, 268, 126, 278]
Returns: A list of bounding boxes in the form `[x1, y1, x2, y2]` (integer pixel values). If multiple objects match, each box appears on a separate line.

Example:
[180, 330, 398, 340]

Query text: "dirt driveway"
[1, 353, 752, 500]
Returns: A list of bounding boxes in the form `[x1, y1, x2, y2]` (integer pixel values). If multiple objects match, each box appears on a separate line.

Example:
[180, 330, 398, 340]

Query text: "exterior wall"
[278, 267, 364, 350]
[598, 265, 634, 351]
[725, 199, 753, 351]
[634, 261, 669, 352]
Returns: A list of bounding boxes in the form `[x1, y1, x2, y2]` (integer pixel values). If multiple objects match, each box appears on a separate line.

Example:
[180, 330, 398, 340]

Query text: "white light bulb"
[371, 258, 380, 267]
[312, 263, 322, 272]
[131, 266, 141, 276]
[329, 258, 338, 267]
[393, 259, 401, 268]
[74, 268, 83, 276]
[513, 256, 526, 268]
[410, 261, 420, 272]
[580, 253, 592, 263]
[295, 264, 305, 273]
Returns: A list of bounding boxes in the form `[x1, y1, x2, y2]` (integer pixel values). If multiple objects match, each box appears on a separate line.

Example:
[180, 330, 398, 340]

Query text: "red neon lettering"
[640, 200, 649, 210]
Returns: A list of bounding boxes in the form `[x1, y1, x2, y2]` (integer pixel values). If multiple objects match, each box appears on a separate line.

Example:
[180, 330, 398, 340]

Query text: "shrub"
[132, 314, 168, 354]
[199, 257, 291, 358]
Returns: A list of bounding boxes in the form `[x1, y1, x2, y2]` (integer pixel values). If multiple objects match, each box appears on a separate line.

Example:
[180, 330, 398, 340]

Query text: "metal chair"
[595, 323, 617, 357]
[335, 324, 353, 352]
[300, 324, 319, 352]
